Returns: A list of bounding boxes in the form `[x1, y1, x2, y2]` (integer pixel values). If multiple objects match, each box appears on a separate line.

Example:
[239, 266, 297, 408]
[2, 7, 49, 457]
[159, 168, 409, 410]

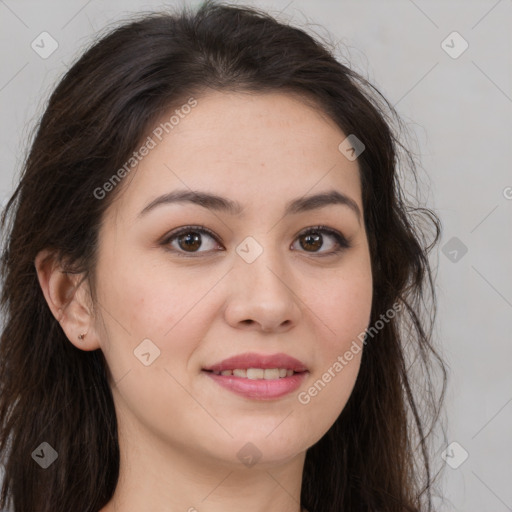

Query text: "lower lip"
[203, 371, 308, 400]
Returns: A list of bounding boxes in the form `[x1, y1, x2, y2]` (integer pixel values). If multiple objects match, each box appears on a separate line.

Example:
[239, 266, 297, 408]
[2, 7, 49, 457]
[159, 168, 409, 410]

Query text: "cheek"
[97, 246, 193, 334]
[95, 249, 224, 376]
[306, 267, 373, 349]
[296, 266, 372, 426]
[296, 291, 369, 445]
[93, 252, 212, 426]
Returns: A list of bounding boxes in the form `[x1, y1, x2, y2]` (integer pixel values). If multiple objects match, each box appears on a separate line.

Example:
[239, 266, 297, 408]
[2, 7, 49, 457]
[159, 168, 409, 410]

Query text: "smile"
[209, 368, 296, 379]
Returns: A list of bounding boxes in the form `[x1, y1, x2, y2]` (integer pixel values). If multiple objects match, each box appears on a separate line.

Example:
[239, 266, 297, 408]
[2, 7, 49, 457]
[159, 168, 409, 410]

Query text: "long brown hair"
[0, 2, 447, 511]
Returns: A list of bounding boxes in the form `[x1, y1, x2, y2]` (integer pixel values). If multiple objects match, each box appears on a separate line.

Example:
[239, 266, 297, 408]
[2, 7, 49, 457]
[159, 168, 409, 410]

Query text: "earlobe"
[34, 249, 100, 351]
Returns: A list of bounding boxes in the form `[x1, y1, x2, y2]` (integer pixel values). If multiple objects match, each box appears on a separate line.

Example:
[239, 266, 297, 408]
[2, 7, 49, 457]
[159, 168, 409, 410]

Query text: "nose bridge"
[235, 234, 288, 292]
[225, 234, 300, 330]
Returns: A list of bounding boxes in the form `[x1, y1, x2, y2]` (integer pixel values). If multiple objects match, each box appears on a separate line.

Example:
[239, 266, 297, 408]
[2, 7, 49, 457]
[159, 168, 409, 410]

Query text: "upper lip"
[203, 352, 308, 372]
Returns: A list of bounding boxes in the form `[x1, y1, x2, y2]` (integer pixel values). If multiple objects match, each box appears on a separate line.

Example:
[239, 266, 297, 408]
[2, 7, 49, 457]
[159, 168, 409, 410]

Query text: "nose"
[223, 246, 302, 333]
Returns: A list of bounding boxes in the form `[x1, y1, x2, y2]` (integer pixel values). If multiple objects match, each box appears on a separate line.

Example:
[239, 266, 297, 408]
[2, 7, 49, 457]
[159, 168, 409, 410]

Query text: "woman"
[0, 2, 447, 511]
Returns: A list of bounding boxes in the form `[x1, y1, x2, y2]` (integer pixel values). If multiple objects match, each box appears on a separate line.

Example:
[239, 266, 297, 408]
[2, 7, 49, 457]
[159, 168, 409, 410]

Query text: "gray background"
[1, 0, 511, 510]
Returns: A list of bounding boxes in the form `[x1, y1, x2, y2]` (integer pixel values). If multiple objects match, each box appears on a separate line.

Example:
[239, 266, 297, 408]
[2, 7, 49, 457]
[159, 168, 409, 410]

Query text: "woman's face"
[92, 90, 373, 468]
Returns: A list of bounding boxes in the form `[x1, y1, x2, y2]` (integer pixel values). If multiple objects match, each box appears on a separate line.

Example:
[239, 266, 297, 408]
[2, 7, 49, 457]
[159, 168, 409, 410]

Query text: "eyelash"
[160, 224, 351, 258]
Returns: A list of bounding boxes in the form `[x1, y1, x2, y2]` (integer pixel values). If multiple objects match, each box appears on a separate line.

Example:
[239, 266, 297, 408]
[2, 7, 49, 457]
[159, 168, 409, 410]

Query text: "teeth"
[247, 368, 264, 379]
[211, 368, 296, 379]
[262, 368, 280, 380]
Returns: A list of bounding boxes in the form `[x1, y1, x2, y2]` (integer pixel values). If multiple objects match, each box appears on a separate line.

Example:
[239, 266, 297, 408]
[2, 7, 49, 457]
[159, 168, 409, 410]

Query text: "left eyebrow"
[138, 188, 362, 223]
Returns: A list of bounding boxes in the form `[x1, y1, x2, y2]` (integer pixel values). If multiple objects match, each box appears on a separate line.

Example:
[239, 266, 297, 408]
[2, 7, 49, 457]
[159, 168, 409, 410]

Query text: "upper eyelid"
[164, 225, 343, 239]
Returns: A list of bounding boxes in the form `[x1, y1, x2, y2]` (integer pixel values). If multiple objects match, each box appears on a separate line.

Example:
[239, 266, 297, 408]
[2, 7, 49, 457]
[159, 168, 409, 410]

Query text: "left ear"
[34, 249, 101, 352]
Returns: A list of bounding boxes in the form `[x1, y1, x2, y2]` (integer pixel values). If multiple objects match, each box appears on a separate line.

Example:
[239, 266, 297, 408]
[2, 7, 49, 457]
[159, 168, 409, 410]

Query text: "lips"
[202, 352, 308, 373]
[202, 352, 309, 400]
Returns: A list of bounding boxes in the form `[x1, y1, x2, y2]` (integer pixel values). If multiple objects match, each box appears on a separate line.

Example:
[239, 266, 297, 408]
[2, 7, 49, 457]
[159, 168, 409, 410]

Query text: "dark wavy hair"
[0, 2, 447, 511]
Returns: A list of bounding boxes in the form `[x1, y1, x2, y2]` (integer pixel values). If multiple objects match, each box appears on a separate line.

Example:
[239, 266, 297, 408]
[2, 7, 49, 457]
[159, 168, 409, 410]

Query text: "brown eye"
[299, 232, 323, 252]
[162, 226, 222, 255]
[292, 226, 351, 256]
[177, 231, 202, 252]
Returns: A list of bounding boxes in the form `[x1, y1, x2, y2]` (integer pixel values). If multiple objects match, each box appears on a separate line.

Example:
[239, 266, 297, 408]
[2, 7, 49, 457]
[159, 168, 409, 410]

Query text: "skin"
[35, 90, 373, 512]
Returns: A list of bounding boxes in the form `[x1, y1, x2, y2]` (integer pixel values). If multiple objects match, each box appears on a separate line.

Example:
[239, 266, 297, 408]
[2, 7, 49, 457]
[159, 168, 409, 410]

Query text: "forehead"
[111, 90, 362, 219]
